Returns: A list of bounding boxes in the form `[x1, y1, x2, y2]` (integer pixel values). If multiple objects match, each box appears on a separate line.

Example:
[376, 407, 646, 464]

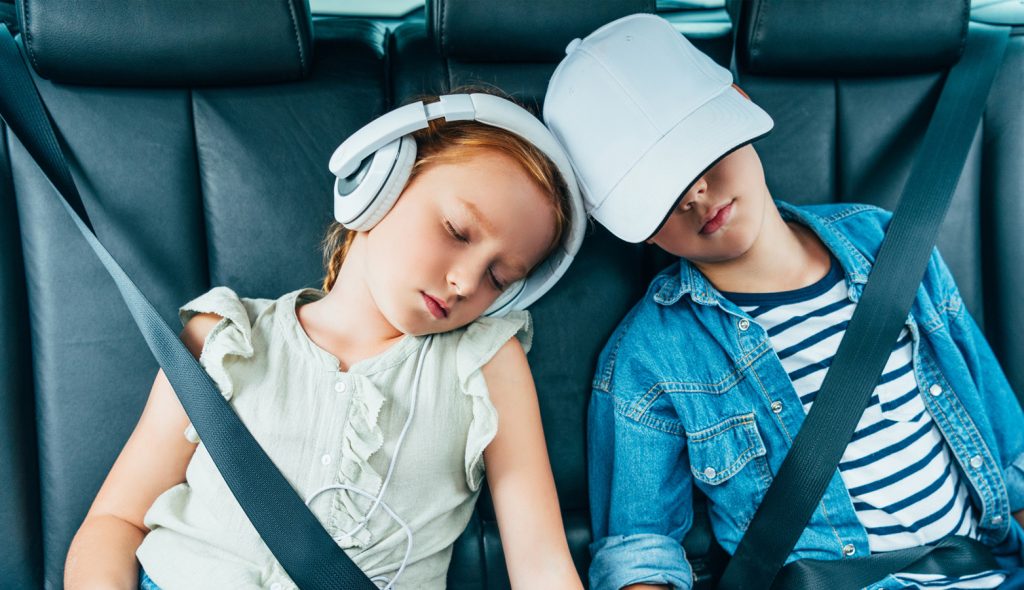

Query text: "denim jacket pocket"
[687, 413, 772, 531]
[688, 413, 768, 485]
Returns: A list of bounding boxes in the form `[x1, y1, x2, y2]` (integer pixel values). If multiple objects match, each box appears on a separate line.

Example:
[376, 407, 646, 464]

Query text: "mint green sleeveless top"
[136, 287, 531, 589]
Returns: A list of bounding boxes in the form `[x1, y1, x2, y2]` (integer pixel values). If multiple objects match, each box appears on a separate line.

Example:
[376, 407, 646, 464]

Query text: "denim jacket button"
[929, 383, 943, 396]
[842, 544, 856, 557]
[970, 455, 984, 469]
[703, 466, 718, 479]
[771, 401, 783, 414]
[738, 319, 751, 331]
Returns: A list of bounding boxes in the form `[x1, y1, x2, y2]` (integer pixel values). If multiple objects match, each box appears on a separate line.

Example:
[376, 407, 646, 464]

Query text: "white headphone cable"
[305, 483, 413, 589]
[345, 335, 430, 536]
[304, 335, 432, 588]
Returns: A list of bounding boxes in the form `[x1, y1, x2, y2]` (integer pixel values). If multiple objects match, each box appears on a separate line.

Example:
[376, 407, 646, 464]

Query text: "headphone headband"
[329, 93, 585, 316]
[330, 95, 478, 178]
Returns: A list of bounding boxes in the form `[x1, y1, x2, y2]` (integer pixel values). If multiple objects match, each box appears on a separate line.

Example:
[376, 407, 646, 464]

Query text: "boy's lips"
[422, 292, 449, 319]
[700, 200, 734, 235]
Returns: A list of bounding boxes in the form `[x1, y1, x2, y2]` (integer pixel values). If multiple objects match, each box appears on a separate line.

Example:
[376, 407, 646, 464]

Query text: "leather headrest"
[16, 0, 313, 86]
[732, 0, 969, 76]
[429, 0, 656, 62]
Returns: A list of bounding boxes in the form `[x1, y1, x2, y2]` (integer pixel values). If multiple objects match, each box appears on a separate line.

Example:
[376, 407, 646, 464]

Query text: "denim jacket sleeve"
[934, 252, 1024, 512]
[588, 382, 694, 590]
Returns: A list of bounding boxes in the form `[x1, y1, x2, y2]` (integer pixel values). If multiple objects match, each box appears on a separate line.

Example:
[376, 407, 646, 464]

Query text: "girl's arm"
[64, 313, 221, 589]
[481, 337, 583, 590]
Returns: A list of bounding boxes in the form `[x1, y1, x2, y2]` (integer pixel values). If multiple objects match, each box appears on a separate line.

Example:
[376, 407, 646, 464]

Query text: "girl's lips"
[422, 292, 449, 319]
[700, 201, 734, 235]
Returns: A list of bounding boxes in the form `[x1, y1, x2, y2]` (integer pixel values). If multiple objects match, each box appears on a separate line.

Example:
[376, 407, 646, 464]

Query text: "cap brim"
[590, 87, 774, 243]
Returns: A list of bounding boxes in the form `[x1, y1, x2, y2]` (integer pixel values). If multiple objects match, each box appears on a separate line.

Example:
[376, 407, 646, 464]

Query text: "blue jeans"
[139, 569, 161, 590]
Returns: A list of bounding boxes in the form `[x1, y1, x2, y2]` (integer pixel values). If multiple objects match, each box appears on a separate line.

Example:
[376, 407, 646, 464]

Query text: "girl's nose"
[447, 266, 482, 302]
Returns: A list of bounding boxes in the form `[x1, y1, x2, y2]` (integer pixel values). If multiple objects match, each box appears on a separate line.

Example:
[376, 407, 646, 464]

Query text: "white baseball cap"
[543, 13, 774, 243]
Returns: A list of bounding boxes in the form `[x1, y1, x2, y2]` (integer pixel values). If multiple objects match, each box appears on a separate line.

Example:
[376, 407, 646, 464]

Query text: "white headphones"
[329, 93, 585, 317]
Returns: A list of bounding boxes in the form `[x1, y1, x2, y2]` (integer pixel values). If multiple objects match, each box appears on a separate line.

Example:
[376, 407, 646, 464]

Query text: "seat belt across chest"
[718, 22, 1012, 590]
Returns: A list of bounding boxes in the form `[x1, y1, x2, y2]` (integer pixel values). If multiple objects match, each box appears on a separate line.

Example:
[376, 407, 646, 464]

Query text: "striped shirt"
[723, 259, 1004, 589]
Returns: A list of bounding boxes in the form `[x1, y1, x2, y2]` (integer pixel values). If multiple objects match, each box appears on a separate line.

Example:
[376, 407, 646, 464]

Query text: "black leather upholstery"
[0, 117, 42, 589]
[981, 32, 1024, 398]
[1, 0, 1022, 588]
[16, 0, 314, 85]
[429, 0, 655, 61]
[733, 0, 969, 76]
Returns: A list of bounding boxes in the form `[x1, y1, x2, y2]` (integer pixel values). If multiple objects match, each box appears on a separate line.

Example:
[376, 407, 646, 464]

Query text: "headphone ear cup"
[343, 136, 417, 232]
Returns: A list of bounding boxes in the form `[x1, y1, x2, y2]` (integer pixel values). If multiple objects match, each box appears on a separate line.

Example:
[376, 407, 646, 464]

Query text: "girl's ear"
[732, 83, 751, 100]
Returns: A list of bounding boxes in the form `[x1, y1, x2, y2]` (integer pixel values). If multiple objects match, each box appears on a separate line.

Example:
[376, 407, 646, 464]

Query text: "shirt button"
[738, 318, 751, 331]
[992, 515, 1004, 525]
[321, 454, 332, 466]
[842, 543, 856, 556]
[334, 381, 347, 393]
[771, 401, 783, 414]
[929, 384, 943, 396]
[703, 466, 718, 479]
[270, 584, 284, 590]
[970, 455, 984, 469]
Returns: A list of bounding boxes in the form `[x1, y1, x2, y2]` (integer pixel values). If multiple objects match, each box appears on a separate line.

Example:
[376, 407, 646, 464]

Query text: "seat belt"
[718, 22, 1011, 590]
[0, 29, 378, 590]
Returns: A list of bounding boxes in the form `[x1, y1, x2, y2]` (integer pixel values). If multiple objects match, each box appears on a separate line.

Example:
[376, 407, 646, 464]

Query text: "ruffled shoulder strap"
[178, 286, 266, 442]
[455, 310, 533, 491]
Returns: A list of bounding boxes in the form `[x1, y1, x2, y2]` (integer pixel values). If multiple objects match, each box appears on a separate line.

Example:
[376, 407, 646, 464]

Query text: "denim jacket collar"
[653, 201, 874, 308]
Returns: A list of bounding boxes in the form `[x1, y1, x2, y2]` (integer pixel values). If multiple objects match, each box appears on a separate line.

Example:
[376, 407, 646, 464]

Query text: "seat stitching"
[750, 0, 767, 64]
[22, 0, 41, 71]
[441, 0, 448, 55]
[284, 0, 306, 75]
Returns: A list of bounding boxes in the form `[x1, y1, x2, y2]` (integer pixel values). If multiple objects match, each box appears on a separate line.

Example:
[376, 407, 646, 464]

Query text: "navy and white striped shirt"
[724, 259, 1004, 589]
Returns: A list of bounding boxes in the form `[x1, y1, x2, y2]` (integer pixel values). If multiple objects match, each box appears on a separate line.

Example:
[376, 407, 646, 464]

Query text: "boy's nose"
[678, 176, 708, 211]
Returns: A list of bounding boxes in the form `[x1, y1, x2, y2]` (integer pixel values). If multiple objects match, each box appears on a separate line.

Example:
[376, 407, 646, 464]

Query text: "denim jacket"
[588, 202, 1024, 590]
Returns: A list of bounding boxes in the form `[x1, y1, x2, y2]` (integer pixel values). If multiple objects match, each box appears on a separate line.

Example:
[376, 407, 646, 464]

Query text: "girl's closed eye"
[488, 269, 507, 291]
[444, 219, 469, 243]
[444, 218, 508, 291]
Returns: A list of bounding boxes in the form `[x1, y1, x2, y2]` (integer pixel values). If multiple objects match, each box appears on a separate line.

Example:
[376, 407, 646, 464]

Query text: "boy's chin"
[656, 236, 750, 263]
[687, 238, 759, 265]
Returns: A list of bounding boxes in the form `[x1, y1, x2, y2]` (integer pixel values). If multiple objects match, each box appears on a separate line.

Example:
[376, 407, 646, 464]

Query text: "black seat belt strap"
[718, 22, 1011, 590]
[773, 535, 998, 590]
[0, 28, 378, 590]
